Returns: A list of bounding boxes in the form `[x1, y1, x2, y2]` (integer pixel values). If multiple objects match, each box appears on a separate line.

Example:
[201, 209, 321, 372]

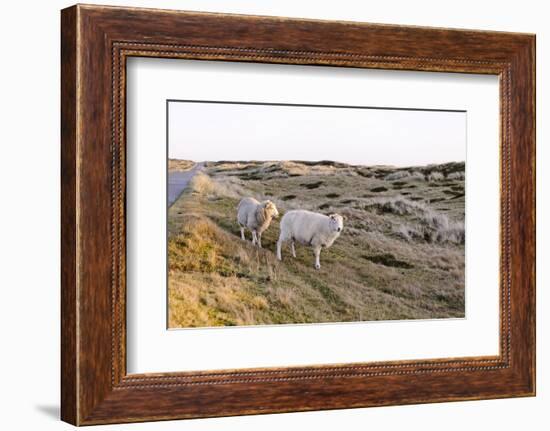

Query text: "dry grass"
[188, 172, 217, 196]
[188, 171, 246, 199]
[168, 214, 278, 327]
[427, 171, 445, 181]
[168, 160, 465, 328]
[168, 159, 195, 172]
[365, 196, 465, 244]
[448, 171, 466, 180]
[384, 170, 410, 181]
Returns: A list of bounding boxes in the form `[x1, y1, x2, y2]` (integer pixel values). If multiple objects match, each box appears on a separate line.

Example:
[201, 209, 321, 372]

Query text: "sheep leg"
[313, 246, 322, 270]
[257, 233, 262, 249]
[290, 240, 296, 258]
[276, 237, 283, 261]
[252, 230, 257, 246]
[240, 226, 245, 241]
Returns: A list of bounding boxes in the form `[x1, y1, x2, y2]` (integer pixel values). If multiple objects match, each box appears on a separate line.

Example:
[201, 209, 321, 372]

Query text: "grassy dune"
[168, 160, 466, 328]
[168, 158, 195, 172]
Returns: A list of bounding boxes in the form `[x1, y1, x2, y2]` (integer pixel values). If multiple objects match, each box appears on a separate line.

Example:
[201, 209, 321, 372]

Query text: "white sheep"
[277, 210, 344, 269]
[237, 197, 279, 248]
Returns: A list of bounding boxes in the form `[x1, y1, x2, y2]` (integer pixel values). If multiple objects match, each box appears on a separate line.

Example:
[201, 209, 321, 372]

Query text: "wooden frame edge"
[61, 4, 79, 425]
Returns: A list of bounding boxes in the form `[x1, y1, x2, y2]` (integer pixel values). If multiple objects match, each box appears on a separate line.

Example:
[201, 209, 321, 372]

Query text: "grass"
[168, 159, 195, 172]
[168, 159, 466, 328]
[362, 253, 414, 269]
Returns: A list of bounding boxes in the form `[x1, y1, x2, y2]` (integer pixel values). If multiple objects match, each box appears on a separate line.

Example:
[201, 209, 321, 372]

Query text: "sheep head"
[263, 200, 279, 219]
[328, 213, 344, 233]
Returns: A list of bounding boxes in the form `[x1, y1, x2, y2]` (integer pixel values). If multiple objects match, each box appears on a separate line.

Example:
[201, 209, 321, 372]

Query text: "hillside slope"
[168, 160, 465, 328]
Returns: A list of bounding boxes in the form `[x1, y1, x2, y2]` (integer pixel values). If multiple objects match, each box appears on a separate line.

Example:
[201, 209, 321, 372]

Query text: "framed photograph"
[61, 4, 535, 425]
[165, 100, 467, 330]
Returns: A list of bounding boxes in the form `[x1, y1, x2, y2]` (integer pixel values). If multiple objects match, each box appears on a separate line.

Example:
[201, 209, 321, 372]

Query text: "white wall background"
[0, 1, 546, 430]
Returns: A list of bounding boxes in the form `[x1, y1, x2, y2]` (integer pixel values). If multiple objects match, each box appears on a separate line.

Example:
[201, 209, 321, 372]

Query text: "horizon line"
[168, 158, 466, 169]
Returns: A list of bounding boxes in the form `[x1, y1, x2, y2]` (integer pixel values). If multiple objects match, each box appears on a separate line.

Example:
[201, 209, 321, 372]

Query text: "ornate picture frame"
[61, 4, 535, 425]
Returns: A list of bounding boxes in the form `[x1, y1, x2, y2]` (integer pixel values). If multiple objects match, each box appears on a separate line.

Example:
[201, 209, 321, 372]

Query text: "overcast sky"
[168, 101, 465, 167]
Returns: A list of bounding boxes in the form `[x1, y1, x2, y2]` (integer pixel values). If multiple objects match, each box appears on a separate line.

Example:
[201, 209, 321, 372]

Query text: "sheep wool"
[237, 197, 279, 248]
[277, 210, 344, 269]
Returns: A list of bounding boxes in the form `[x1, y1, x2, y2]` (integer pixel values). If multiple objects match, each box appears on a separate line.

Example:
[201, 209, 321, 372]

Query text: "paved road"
[168, 162, 205, 207]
